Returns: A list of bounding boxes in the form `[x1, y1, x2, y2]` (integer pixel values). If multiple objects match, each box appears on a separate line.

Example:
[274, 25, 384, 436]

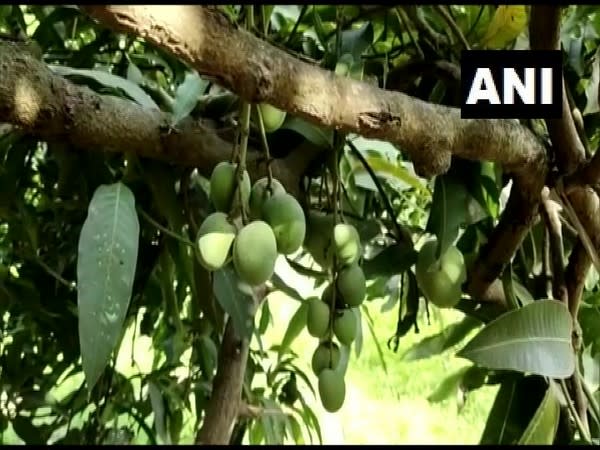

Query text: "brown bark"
[0, 40, 303, 195]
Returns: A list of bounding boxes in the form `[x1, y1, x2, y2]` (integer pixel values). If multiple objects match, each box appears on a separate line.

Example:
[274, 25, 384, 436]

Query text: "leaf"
[479, 5, 528, 49]
[213, 267, 255, 341]
[517, 384, 560, 444]
[403, 316, 481, 361]
[584, 48, 600, 116]
[48, 65, 159, 110]
[457, 300, 574, 378]
[77, 182, 140, 393]
[352, 155, 427, 193]
[280, 116, 333, 148]
[171, 72, 208, 124]
[480, 375, 548, 444]
[362, 305, 388, 373]
[354, 307, 363, 357]
[148, 381, 170, 444]
[428, 366, 470, 403]
[426, 174, 471, 256]
[336, 22, 374, 60]
[362, 243, 417, 278]
[278, 301, 308, 359]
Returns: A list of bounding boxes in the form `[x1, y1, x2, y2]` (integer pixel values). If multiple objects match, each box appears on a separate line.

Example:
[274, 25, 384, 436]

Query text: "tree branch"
[0, 40, 303, 195]
[529, 5, 585, 175]
[80, 4, 548, 308]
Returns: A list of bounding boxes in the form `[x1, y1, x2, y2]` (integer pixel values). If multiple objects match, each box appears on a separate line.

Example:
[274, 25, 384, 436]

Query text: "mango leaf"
[352, 155, 427, 193]
[171, 72, 208, 124]
[280, 116, 333, 148]
[403, 316, 481, 361]
[426, 174, 470, 256]
[334, 22, 374, 60]
[148, 381, 170, 444]
[517, 384, 560, 444]
[428, 366, 470, 403]
[49, 65, 159, 110]
[457, 300, 574, 378]
[363, 243, 417, 278]
[278, 301, 308, 359]
[77, 182, 140, 393]
[479, 5, 528, 49]
[213, 267, 255, 341]
[584, 48, 600, 116]
[480, 375, 548, 444]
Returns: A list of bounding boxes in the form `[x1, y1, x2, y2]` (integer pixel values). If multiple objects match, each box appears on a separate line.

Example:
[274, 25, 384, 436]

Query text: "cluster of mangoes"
[196, 161, 306, 286]
[303, 214, 366, 413]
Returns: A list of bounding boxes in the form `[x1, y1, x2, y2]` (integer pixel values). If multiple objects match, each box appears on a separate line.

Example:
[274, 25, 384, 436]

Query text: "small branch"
[433, 5, 470, 50]
[559, 379, 592, 444]
[34, 257, 76, 291]
[540, 187, 568, 304]
[580, 374, 600, 427]
[402, 5, 448, 50]
[138, 208, 194, 247]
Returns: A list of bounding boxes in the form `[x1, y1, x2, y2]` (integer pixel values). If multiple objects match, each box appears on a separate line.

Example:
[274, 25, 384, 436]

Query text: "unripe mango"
[258, 103, 287, 133]
[415, 239, 466, 309]
[311, 342, 341, 376]
[249, 177, 285, 220]
[333, 223, 361, 267]
[318, 369, 346, 413]
[307, 297, 330, 338]
[196, 212, 236, 271]
[209, 161, 251, 212]
[233, 221, 277, 285]
[333, 309, 357, 346]
[336, 263, 366, 307]
[262, 193, 306, 255]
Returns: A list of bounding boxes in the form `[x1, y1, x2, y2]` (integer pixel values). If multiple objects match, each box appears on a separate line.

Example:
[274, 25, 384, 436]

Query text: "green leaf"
[278, 301, 308, 359]
[335, 22, 374, 60]
[362, 305, 388, 373]
[480, 375, 548, 444]
[457, 300, 574, 378]
[48, 65, 159, 110]
[148, 381, 170, 444]
[279, 116, 333, 148]
[213, 267, 255, 341]
[363, 243, 417, 278]
[77, 182, 140, 393]
[426, 174, 471, 256]
[517, 384, 560, 445]
[403, 316, 481, 361]
[171, 72, 208, 124]
[584, 48, 600, 115]
[427, 366, 470, 403]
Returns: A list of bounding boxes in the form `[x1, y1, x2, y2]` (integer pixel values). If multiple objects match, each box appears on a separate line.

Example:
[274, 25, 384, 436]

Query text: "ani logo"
[461, 50, 562, 119]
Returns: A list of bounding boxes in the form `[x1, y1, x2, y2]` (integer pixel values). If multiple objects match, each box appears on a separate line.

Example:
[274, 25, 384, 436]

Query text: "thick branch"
[81, 6, 546, 182]
[0, 40, 303, 195]
[530, 5, 585, 174]
[81, 4, 548, 307]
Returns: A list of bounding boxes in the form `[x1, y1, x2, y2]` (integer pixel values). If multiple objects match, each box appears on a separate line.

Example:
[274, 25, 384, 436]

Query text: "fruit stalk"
[254, 104, 274, 190]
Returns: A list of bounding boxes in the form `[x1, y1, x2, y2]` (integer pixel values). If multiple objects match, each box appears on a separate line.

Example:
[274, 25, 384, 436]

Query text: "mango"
[233, 221, 277, 285]
[196, 212, 236, 271]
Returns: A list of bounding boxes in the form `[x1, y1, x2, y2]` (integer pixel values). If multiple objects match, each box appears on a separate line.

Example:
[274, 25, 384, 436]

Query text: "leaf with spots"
[77, 182, 140, 394]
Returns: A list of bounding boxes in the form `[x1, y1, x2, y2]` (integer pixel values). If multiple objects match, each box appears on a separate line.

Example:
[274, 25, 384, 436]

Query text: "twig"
[433, 5, 470, 50]
[34, 257, 76, 291]
[559, 379, 592, 444]
[346, 139, 411, 245]
[540, 187, 568, 304]
[137, 208, 194, 247]
[580, 374, 600, 428]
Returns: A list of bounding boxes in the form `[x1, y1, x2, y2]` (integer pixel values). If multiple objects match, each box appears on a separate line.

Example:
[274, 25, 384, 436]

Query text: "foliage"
[0, 3, 599, 445]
